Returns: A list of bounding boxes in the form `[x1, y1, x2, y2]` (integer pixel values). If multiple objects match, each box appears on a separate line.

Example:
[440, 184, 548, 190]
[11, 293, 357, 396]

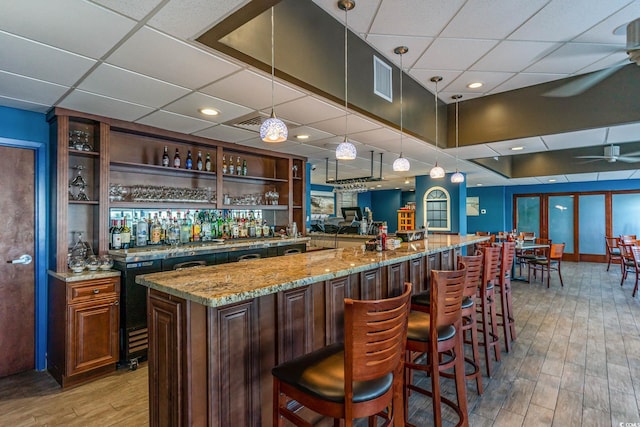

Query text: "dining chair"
[630, 246, 640, 297]
[528, 243, 565, 288]
[620, 241, 640, 294]
[604, 236, 622, 272]
[518, 238, 551, 276]
[272, 283, 412, 427]
[404, 269, 468, 427]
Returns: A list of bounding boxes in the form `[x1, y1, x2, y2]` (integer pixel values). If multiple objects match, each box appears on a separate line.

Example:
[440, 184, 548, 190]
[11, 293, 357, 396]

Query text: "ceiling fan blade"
[542, 61, 628, 98]
[615, 156, 640, 163]
[575, 155, 607, 159]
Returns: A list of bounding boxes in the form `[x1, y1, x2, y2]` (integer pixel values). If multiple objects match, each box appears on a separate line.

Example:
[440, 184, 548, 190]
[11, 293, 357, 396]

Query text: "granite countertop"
[136, 234, 488, 308]
[48, 269, 121, 282]
[108, 236, 310, 262]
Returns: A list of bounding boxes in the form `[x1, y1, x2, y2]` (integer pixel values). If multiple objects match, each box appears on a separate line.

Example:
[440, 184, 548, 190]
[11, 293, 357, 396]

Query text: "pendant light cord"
[434, 79, 439, 163]
[399, 52, 403, 155]
[455, 97, 459, 169]
[270, 7, 275, 113]
[344, 5, 348, 139]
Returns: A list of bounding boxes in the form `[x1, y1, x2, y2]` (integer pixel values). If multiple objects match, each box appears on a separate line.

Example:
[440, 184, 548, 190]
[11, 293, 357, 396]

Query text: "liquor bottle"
[121, 217, 131, 249]
[136, 214, 148, 247]
[242, 159, 247, 176]
[179, 215, 191, 244]
[228, 155, 235, 175]
[150, 214, 162, 244]
[173, 148, 181, 168]
[185, 150, 193, 170]
[205, 153, 212, 172]
[236, 156, 241, 175]
[196, 151, 203, 171]
[222, 154, 227, 174]
[162, 146, 170, 167]
[167, 217, 180, 245]
[192, 210, 201, 242]
[111, 220, 122, 250]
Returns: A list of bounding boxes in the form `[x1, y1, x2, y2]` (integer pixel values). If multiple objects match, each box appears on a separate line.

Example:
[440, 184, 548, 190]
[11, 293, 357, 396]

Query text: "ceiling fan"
[544, 17, 640, 97]
[575, 144, 640, 163]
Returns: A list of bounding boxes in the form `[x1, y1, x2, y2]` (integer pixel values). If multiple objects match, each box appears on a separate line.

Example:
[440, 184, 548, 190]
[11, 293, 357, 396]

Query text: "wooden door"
[0, 146, 36, 377]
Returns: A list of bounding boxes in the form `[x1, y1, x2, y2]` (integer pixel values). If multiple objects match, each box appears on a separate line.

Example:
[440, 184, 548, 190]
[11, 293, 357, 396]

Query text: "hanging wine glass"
[70, 165, 90, 201]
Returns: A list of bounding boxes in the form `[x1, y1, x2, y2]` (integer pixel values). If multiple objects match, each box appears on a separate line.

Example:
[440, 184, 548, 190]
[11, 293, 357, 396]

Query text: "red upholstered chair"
[476, 245, 502, 377]
[272, 283, 412, 427]
[496, 241, 517, 353]
[404, 269, 468, 427]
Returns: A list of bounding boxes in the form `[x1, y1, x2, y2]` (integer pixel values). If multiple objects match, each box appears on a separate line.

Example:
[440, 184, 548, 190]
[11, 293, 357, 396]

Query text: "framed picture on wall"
[310, 190, 335, 215]
[466, 196, 480, 216]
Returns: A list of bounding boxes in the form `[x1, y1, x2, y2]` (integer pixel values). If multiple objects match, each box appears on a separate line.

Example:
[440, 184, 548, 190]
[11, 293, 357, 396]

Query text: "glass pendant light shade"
[451, 171, 464, 183]
[430, 164, 445, 179]
[260, 110, 287, 142]
[336, 136, 357, 160]
[393, 155, 410, 172]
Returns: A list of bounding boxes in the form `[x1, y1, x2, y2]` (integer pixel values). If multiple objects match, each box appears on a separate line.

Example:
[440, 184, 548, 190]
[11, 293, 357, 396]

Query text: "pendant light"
[260, 6, 288, 143]
[392, 46, 410, 172]
[451, 94, 464, 184]
[335, 0, 357, 160]
[429, 76, 445, 179]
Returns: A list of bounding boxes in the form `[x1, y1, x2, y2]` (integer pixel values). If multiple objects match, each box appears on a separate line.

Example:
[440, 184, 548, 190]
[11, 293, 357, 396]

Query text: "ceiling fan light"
[393, 155, 410, 172]
[451, 171, 465, 183]
[429, 164, 445, 179]
[336, 138, 357, 160]
[260, 111, 288, 143]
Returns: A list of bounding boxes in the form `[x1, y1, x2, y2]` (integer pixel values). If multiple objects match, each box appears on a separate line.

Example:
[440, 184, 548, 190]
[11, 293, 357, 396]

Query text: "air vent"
[373, 56, 393, 102]
[227, 112, 297, 133]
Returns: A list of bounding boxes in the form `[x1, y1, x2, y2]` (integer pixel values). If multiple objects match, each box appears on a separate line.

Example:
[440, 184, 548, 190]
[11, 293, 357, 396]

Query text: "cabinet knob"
[113, 300, 119, 306]
[93, 289, 100, 294]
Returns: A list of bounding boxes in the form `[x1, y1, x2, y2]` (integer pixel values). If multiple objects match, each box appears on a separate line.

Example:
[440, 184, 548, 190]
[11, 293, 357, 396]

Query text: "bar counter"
[137, 234, 487, 427]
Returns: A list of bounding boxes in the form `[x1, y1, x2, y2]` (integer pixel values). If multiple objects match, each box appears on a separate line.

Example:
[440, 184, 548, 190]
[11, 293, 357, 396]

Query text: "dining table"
[512, 241, 551, 282]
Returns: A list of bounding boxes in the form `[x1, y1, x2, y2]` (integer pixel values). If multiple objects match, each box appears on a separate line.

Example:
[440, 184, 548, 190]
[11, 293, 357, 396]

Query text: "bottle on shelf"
[228, 155, 235, 175]
[185, 150, 193, 170]
[121, 217, 131, 249]
[136, 213, 148, 247]
[205, 153, 212, 172]
[173, 148, 181, 168]
[236, 156, 241, 175]
[192, 210, 201, 241]
[167, 217, 180, 245]
[242, 159, 247, 176]
[162, 146, 170, 167]
[179, 213, 191, 244]
[150, 214, 162, 244]
[196, 151, 203, 171]
[111, 220, 122, 250]
[222, 154, 227, 174]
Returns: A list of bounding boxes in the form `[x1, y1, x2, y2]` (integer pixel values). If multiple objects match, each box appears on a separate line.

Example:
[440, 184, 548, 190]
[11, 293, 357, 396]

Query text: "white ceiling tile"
[489, 72, 568, 93]
[107, 26, 241, 89]
[597, 170, 637, 180]
[448, 144, 500, 160]
[541, 128, 607, 150]
[369, 0, 466, 38]
[349, 128, 399, 145]
[536, 175, 569, 184]
[441, 0, 549, 39]
[148, 0, 249, 40]
[286, 126, 335, 142]
[565, 172, 600, 182]
[472, 41, 559, 72]
[527, 42, 624, 74]
[77, 63, 191, 108]
[135, 110, 215, 134]
[574, 2, 640, 44]
[275, 96, 344, 125]
[193, 124, 257, 142]
[576, 51, 629, 74]
[0, 31, 96, 86]
[0, 0, 135, 58]
[365, 35, 434, 69]
[93, 0, 163, 20]
[509, 0, 632, 42]
[311, 0, 382, 35]
[0, 71, 69, 106]
[163, 92, 254, 124]
[0, 95, 50, 113]
[607, 122, 640, 144]
[446, 71, 516, 94]
[201, 70, 304, 111]
[413, 38, 499, 71]
[312, 114, 381, 136]
[487, 136, 547, 156]
[408, 69, 464, 94]
[58, 89, 154, 121]
[438, 91, 485, 103]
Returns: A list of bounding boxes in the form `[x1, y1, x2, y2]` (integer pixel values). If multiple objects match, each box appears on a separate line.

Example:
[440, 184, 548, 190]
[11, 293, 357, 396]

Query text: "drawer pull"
[114, 300, 119, 306]
[93, 289, 100, 294]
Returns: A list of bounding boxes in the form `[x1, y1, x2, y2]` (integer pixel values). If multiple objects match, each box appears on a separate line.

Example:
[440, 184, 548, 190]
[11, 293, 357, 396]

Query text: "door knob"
[6, 254, 32, 265]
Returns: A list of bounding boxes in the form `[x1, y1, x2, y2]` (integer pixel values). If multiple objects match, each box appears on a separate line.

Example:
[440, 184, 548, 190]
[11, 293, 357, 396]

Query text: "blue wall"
[467, 186, 507, 234]
[371, 189, 402, 231]
[416, 173, 467, 234]
[0, 106, 48, 143]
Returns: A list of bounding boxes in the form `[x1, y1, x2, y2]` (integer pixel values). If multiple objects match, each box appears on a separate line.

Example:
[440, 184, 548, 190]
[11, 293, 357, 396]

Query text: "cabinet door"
[408, 257, 426, 293]
[324, 276, 353, 345]
[68, 297, 119, 375]
[360, 268, 381, 300]
[385, 262, 406, 297]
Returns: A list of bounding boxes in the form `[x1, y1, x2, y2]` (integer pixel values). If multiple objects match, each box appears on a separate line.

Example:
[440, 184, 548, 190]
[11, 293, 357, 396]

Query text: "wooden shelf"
[69, 149, 100, 157]
[70, 200, 100, 205]
[221, 173, 287, 184]
[110, 161, 217, 178]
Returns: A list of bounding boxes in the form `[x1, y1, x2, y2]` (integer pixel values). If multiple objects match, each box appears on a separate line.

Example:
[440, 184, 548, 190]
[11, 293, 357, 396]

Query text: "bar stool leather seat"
[407, 311, 456, 342]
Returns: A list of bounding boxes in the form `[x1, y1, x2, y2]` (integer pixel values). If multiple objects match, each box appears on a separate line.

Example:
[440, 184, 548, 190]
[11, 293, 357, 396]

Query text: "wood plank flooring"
[1, 261, 639, 426]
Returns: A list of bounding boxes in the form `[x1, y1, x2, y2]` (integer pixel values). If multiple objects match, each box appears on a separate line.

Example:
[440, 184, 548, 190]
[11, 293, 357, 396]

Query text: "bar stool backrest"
[344, 282, 412, 383]
[500, 241, 516, 281]
[480, 246, 501, 288]
[458, 254, 483, 298]
[430, 269, 466, 336]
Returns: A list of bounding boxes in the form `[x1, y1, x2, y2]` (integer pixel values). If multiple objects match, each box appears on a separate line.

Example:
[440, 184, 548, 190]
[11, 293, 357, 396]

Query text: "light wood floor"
[2, 261, 639, 426]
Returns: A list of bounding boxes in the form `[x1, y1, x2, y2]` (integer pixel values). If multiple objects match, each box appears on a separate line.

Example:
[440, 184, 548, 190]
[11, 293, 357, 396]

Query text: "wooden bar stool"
[404, 269, 468, 427]
[272, 283, 412, 427]
[496, 241, 517, 353]
[476, 246, 501, 377]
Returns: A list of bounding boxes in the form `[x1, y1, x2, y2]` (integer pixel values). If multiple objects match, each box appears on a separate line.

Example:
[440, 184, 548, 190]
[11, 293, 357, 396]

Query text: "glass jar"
[69, 256, 86, 273]
[99, 254, 114, 270]
[86, 255, 100, 271]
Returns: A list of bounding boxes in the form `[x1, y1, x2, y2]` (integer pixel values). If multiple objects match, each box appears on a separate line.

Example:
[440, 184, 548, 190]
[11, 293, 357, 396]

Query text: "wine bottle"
[236, 156, 241, 175]
[242, 159, 247, 176]
[186, 150, 193, 170]
[162, 146, 170, 167]
[196, 151, 203, 171]
[205, 153, 212, 172]
[222, 154, 227, 174]
[112, 220, 122, 250]
[228, 155, 235, 175]
[173, 148, 181, 168]
[121, 217, 131, 249]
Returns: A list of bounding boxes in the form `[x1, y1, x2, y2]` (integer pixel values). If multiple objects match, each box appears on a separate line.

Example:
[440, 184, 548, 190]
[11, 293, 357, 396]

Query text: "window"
[424, 186, 450, 230]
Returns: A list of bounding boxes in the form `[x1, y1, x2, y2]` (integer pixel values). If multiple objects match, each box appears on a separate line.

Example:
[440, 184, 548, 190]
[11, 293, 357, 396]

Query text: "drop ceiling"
[1, 0, 639, 191]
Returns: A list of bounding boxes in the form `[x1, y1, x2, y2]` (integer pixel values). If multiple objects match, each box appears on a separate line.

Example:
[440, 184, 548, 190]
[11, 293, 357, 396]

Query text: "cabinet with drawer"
[48, 274, 120, 388]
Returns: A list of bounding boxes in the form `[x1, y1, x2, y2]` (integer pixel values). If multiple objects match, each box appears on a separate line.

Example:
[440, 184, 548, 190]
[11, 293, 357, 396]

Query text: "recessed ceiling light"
[467, 82, 483, 89]
[511, 146, 524, 151]
[548, 179, 556, 182]
[476, 183, 483, 186]
[395, 187, 400, 190]
[296, 134, 310, 140]
[376, 184, 382, 188]
[404, 179, 410, 184]
[199, 108, 219, 116]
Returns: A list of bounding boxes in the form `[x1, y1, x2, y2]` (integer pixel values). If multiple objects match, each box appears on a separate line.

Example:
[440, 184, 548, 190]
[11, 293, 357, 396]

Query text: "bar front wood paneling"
[140, 235, 487, 426]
